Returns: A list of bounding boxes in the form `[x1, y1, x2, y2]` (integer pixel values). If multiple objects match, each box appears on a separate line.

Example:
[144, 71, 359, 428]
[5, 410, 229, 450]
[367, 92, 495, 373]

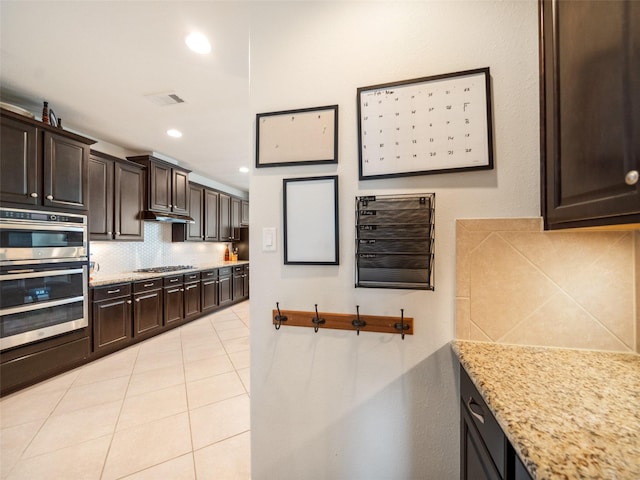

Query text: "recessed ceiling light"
[239, 166, 249, 173]
[185, 32, 211, 54]
[167, 129, 183, 138]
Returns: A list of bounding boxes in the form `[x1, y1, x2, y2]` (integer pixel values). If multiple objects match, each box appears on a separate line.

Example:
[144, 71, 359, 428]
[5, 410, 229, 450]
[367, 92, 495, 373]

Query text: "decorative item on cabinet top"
[272, 302, 413, 338]
[355, 193, 435, 290]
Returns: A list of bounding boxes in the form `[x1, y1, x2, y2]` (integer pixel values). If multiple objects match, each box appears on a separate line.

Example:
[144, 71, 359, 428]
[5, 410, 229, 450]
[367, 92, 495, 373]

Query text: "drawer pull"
[107, 289, 120, 294]
[169, 278, 179, 283]
[186, 285, 197, 290]
[144, 283, 155, 287]
[467, 397, 485, 424]
[203, 280, 216, 285]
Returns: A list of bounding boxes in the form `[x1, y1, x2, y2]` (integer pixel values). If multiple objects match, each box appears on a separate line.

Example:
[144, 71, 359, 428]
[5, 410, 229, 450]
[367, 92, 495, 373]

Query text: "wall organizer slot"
[272, 306, 414, 337]
[355, 193, 435, 290]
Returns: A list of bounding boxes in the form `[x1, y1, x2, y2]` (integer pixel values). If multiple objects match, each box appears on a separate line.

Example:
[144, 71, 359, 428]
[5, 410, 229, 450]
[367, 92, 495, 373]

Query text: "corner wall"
[248, 2, 539, 478]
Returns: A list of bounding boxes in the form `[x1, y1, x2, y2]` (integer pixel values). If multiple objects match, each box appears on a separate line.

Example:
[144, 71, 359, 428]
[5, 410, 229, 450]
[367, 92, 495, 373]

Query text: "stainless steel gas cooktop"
[135, 265, 194, 273]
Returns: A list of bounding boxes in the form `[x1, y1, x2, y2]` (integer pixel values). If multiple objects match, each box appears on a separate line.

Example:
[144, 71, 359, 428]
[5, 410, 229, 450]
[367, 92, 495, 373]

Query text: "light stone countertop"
[89, 261, 249, 287]
[451, 340, 640, 480]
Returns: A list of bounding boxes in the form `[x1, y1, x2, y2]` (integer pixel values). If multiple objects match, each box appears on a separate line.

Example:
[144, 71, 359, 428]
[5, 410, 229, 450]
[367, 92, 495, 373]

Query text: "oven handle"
[0, 296, 84, 316]
[0, 222, 85, 232]
[0, 268, 84, 281]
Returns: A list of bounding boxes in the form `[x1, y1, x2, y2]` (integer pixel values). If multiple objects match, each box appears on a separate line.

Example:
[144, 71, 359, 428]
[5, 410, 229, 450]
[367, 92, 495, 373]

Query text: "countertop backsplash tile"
[89, 223, 228, 276]
[456, 218, 639, 353]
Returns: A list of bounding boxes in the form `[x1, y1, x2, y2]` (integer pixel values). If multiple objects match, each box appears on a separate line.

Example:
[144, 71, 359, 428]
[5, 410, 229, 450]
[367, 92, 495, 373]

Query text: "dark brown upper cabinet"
[127, 154, 190, 216]
[241, 200, 249, 226]
[204, 188, 220, 241]
[89, 151, 144, 241]
[1, 108, 95, 211]
[540, 0, 640, 229]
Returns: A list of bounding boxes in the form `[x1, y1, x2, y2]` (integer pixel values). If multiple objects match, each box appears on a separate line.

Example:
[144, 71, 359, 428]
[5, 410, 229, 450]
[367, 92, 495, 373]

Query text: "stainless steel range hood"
[142, 211, 195, 224]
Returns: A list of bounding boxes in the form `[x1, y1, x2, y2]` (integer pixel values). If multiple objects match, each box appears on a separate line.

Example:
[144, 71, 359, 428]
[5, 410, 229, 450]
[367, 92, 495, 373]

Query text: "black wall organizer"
[355, 193, 435, 290]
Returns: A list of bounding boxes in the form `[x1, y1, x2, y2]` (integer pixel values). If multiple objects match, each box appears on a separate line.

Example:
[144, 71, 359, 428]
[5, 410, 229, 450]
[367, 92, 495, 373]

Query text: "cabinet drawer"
[133, 278, 162, 292]
[92, 283, 131, 301]
[233, 265, 244, 275]
[201, 269, 218, 279]
[184, 272, 200, 282]
[163, 275, 183, 286]
[460, 367, 507, 478]
[218, 267, 232, 276]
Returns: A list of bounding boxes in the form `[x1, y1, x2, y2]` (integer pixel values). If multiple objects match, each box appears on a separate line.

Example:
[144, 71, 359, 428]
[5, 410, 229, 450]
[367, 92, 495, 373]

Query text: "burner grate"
[135, 265, 194, 273]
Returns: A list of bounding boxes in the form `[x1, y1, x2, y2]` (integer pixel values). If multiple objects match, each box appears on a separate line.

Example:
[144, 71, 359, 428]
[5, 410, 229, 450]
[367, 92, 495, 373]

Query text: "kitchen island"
[452, 340, 640, 479]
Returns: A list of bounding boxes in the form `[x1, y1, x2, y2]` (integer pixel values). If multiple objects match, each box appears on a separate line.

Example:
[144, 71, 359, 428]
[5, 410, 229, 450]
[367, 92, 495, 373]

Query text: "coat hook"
[351, 305, 366, 335]
[311, 304, 326, 333]
[274, 302, 288, 330]
[394, 308, 409, 339]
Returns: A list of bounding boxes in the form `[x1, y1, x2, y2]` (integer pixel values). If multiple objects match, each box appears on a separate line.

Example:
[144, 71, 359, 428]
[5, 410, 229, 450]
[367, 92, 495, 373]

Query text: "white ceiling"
[0, 1, 252, 192]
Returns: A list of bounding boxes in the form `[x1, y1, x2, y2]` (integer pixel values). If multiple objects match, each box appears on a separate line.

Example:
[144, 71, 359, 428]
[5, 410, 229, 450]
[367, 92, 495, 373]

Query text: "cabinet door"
[201, 278, 219, 312]
[88, 154, 114, 240]
[187, 184, 204, 241]
[133, 290, 163, 337]
[243, 267, 249, 298]
[461, 404, 502, 480]
[92, 297, 132, 352]
[164, 286, 184, 326]
[115, 162, 144, 241]
[218, 275, 233, 306]
[241, 200, 249, 226]
[218, 193, 232, 241]
[231, 197, 242, 240]
[0, 116, 40, 206]
[149, 162, 172, 212]
[541, 0, 640, 229]
[172, 169, 189, 214]
[233, 272, 244, 300]
[43, 131, 89, 211]
[184, 282, 201, 320]
[204, 189, 219, 241]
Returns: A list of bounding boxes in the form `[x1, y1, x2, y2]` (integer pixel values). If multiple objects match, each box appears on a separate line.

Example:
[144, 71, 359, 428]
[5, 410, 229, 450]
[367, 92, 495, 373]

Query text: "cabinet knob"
[46, 194, 54, 200]
[625, 170, 639, 186]
[30, 192, 38, 198]
[116, 232, 120, 235]
[127, 300, 132, 304]
[107, 232, 112, 235]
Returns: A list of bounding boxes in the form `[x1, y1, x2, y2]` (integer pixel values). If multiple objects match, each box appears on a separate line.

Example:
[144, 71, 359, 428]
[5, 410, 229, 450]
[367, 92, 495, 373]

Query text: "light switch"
[262, 227, 276, 252]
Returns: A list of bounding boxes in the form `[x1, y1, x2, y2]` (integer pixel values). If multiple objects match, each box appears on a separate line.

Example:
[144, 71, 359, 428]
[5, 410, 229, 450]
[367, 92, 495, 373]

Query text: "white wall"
[248, 2, 539, 478]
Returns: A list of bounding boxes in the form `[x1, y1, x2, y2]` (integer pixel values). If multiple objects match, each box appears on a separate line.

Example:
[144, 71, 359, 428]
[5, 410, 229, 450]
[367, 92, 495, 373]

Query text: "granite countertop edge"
[451, 340, 640, 480]
[90, 261, 249, 287]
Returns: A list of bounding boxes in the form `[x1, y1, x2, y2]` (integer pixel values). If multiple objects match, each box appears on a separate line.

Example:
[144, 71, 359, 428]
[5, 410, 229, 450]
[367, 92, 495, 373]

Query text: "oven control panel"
[0, 208, 86, 224]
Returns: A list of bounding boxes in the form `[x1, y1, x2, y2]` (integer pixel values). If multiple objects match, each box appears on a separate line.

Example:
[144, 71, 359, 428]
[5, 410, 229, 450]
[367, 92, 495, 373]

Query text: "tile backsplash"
[456, 218, 639, 353]
[89, 222, 228, 276]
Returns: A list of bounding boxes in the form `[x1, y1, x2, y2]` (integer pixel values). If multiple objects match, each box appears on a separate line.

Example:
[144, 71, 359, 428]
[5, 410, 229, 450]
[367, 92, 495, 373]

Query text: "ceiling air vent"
[144, 92, 185, 106]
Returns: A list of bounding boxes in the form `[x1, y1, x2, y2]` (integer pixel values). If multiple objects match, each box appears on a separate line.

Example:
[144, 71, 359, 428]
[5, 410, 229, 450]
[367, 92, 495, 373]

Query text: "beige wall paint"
[456, 218, 639, 352]
[249, 2, 540, 479]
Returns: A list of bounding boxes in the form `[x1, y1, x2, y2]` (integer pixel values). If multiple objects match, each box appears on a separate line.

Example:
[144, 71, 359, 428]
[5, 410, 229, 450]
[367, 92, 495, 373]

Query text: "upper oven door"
[0, 211, 87, 265]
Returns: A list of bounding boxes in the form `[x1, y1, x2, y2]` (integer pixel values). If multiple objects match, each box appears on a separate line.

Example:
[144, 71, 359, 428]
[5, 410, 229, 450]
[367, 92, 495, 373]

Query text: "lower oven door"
[0, 262, 88, 351]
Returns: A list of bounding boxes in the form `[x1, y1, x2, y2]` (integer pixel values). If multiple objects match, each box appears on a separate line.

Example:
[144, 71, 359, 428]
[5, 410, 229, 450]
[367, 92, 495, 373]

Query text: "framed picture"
[357, 67, 493, 180]
[256, 105, 338, 168]
[283, 175, 339, 265]
[48, 109, 58, 127]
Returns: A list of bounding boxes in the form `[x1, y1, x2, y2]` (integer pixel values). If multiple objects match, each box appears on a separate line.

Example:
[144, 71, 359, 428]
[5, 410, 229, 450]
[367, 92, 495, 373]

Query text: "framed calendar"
[357, 67, 493, 180]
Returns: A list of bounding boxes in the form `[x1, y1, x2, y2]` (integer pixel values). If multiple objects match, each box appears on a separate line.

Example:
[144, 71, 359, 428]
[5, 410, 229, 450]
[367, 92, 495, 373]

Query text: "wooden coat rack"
[272, 303, 413, 338]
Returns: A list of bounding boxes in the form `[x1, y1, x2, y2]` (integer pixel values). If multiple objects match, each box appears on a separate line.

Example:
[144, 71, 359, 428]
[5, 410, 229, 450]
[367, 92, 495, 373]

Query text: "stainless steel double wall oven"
[0, 207, 89, 351]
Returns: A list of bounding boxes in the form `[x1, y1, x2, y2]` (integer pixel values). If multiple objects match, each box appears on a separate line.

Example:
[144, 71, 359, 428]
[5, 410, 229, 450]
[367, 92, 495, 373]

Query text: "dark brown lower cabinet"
[218, 267, 233, 306]
[92, 283, 132, 354]
[201, 270, 219, 312]
[460, 366, 532, 480]
[183, 272, 201, 321]
[133, 280, 163, 338]
[164, 287, 184, 327]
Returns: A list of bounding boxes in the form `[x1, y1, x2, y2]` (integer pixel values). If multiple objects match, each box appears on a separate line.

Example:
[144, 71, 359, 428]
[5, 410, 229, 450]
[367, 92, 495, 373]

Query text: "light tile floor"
[0, 301, 251, 480]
